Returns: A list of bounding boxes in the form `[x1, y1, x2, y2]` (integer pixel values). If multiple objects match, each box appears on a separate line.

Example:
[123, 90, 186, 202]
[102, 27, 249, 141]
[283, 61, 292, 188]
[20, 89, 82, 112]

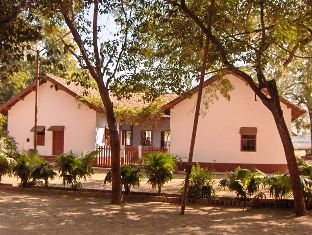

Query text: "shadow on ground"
[0, 190, 311, 235]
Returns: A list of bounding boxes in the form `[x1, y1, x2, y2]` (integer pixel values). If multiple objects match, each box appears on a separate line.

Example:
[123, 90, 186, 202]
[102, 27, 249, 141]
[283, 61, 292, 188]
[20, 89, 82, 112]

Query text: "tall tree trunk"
[268, 82, 306, 216]
[97, 81, 122, 204]
[309, 109, 312, 154]
[180, 34, 211, 215]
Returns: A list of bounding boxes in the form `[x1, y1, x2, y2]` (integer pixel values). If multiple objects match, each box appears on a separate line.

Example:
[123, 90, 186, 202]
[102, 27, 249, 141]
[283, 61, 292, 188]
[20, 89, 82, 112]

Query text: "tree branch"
[60, 6, 98, 80]
[93, 0, 101, 76]
[107, 0, 129, 86]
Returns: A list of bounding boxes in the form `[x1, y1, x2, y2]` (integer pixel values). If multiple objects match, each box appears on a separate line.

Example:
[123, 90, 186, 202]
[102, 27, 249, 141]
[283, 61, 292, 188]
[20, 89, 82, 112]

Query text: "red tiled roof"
[0, 74, 177, 113]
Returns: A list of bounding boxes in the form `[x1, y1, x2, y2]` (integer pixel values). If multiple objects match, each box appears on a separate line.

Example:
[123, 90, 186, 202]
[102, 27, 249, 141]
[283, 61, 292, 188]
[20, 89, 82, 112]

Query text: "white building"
[163, 71, 305, 173]
[0, 74, 172, 157]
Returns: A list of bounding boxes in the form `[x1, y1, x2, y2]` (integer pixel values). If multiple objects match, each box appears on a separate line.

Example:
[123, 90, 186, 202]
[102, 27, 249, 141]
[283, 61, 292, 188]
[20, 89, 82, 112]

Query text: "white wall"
[8, 81, 97, 155]
[170, 74, 292, 164]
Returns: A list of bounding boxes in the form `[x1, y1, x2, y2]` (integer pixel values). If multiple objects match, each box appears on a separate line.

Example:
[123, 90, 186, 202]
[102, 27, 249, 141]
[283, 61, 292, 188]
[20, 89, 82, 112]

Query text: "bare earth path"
[0, 190, 312, 235]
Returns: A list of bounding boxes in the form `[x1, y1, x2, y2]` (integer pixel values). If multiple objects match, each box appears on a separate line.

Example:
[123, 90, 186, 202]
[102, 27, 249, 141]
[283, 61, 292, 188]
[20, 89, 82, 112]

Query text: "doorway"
[52, 130, 64, 155]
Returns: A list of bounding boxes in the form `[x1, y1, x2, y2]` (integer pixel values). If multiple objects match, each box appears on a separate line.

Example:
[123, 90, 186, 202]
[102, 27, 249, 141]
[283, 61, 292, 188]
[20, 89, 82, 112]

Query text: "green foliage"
[182, 163, 215, 199]
[13, 150, 44, 187]
[0, 155, 16, 183]
[56, 151, 97, 189]
[264, 173, 292, 200]
[144, 152, 176, 194]
[297, 157, 312, 178]
[114, 98, 167, 125]
[296, 158, 312, 208]
[105, 164, 142, 194]
[78, 95, 169, 125]
[220, 167, 265, 199]
[30, 161, 56, 187]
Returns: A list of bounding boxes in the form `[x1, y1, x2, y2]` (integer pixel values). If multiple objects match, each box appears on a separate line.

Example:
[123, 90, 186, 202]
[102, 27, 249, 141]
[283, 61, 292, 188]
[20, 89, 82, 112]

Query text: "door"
[52, 130, 64, 155]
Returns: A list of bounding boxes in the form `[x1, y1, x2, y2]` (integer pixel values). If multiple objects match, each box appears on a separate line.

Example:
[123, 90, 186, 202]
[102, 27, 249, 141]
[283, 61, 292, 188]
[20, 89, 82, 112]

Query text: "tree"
[131, 0, 311, 215]
[0, 12, 80, 106]
[276, 59, 312, 152]
[35, 0, 157, 203]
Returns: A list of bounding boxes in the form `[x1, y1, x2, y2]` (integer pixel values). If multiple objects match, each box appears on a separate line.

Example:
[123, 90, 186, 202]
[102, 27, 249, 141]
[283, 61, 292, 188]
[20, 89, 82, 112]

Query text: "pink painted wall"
[8, 81, 97, 155]
[170, 74, 292, 164]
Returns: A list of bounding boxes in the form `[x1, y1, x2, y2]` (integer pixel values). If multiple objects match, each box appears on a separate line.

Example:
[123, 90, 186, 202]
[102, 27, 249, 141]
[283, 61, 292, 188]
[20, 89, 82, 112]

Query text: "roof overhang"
[162, 70, 305, 122]
[0, 75, 103, 114]
[47, 126, 65, 131]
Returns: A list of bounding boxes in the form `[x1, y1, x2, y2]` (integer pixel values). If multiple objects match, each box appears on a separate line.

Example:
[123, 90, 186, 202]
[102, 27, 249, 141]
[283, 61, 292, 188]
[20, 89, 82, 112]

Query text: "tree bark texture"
[267, 82, 306, 216]
[97, 81, 122, 204]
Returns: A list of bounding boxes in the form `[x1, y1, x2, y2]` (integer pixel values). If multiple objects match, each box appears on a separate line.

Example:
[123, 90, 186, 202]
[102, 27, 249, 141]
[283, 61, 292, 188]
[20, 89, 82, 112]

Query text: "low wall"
[179, 162, 288, 173]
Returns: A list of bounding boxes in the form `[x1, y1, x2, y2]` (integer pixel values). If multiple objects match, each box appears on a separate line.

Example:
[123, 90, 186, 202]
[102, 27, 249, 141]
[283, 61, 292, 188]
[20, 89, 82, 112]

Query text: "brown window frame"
[37, 129, 45, 146]
[241, 134, 256, 152]
[141, 130, 152, 146]
[160, 130, 170, 147]
[122, 130, 132, 146]
[103, 127, 110, 146]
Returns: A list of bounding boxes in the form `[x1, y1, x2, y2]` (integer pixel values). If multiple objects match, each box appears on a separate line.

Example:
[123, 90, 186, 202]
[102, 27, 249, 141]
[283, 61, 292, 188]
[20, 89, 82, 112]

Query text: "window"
[104, 127, 110, 146]
[141, 130, 152, 146]
[161, 130, 170, 147]
[37, 128, 45, 146]
[122, 130, 132, 146]
[240, 127, 257, 152]
[241, 135, 256, 152]
[30, 126, 45, 146]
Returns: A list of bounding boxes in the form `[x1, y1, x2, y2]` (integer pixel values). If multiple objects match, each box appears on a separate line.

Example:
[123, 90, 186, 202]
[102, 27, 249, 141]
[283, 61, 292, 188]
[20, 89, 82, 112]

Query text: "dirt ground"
[1, 169, 236, 197]
[0, 190, 312, 235]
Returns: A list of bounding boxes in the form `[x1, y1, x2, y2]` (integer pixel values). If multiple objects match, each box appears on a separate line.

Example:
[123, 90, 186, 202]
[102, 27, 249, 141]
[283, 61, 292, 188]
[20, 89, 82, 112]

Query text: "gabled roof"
[0, 74, 177, 114]
[162, 70, 305, 121]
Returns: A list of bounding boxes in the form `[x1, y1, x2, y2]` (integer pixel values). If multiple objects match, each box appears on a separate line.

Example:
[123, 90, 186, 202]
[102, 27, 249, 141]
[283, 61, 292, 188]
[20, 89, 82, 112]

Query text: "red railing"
[93, 146, 168, 168]
[141, 146, 168, 157]
[123, 146, 139, 165]
[93, 146, 112, 167]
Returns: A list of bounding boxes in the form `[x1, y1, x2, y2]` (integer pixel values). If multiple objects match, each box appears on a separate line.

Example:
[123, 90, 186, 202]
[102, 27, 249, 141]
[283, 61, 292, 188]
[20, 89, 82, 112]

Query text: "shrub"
[31, 161, 57, 187]
[0, 155, 15, 183]
[181, 163, 215, 199]
[144, 152, 176, 194]
[13, 150, 44, 187]
[297, 158, 312, 208]
[264, 173, 292, 200]
[56, 151, 97, 189]
[0, 134, 18, 159]
[220, 167, 265, 200]
[104, 164, 142, 194]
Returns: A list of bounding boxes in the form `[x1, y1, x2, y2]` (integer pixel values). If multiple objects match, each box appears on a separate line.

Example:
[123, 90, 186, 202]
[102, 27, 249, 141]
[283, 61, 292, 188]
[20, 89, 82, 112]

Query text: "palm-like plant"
[56, 151, 97, 189]
[104, 164, 142, 194]
[296, 158, 312, 208]
[182, 163, 215, 199]
[144, 152, 176, 194]
[264, 173, 292, 200]
[31, 162, 57, 187]
[13, 150, 44, 187]
[220, 167, 265, 200]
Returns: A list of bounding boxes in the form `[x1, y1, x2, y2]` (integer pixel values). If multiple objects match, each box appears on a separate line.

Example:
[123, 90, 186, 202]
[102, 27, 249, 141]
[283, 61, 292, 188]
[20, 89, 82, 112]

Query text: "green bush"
[0, 155, 15, 183]
[31, 161, 57, 187]
[144, 152, 176, 194]
[264, 173, 292, 200]
[104, 164, 142, 194]
[183, 163, 215, 199]
[13, 150, 44, 187]
[220, 167, 265, 200]
[56, 151, 97, 189]
[297, 158, 312, 208]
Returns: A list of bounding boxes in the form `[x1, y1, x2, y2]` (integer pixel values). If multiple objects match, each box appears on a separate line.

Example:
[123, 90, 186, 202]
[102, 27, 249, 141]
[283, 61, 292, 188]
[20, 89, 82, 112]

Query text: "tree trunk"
[158, 185, 161, 194]
[268, 83, 306, 216]
[309, 109, 312, 154]
[97, 81, 122, 204]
